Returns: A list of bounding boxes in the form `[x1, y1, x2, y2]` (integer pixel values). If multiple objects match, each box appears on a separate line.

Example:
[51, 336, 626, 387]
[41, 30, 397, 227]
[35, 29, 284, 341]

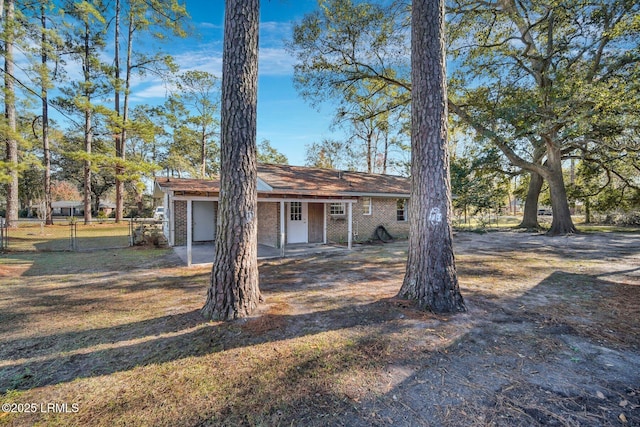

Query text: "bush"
[593, 211, 640, 226]
[97, 211, 108, 223]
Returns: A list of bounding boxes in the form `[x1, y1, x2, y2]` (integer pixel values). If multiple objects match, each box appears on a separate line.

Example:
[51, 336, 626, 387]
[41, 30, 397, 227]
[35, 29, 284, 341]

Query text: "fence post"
[69, 221, 77, 251]
[0, 221, 6, 251]
[129, 218, 134, 246]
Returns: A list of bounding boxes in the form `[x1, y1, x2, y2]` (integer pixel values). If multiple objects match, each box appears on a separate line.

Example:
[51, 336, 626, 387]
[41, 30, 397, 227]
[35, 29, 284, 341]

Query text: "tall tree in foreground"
[2, 0, 19, 227]
[202, 0, 261, 320]
[175, 70, 220, 178]
[397, 0, 465, 313]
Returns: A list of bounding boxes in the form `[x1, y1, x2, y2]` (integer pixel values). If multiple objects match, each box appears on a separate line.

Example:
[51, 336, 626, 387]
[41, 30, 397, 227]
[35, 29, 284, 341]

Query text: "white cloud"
[129, 82, 174, 102]
[174, 50, 224, 76]
[258, 47, 296, 76]
[260, 20, 293, 45]
[169, 45, 293, 77]
[199, 22, 222, 30]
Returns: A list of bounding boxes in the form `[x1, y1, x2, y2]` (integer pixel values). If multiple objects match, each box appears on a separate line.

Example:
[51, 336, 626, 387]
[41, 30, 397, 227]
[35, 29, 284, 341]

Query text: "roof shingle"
[155, 164, 410, 197]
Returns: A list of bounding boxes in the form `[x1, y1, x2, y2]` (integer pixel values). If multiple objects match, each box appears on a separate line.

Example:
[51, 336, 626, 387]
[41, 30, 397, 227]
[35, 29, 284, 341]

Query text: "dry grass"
[1, 223, 131, 252]
[0, 232, 639, 426]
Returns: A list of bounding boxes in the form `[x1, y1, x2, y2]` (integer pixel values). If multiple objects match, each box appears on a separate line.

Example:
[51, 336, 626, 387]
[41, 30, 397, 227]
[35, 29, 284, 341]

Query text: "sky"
[130, 0, 339, 167]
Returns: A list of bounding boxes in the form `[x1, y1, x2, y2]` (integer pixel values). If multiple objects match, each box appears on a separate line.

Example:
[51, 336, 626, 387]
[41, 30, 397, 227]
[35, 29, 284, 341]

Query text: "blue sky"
[131, 0, 339, 167]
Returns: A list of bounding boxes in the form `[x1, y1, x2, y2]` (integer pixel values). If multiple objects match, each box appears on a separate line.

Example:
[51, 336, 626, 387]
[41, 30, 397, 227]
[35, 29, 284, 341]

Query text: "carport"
[172, 242, 349, 266]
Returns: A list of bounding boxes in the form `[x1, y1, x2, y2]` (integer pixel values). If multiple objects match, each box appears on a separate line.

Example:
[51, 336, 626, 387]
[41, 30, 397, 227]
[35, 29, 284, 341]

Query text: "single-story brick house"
[51, 201, 83, 216]
[154, 164, 410, 263]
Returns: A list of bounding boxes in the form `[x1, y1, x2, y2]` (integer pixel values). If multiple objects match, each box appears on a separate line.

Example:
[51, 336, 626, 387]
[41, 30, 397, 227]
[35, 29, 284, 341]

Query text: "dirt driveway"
[323, 231, 640, 426]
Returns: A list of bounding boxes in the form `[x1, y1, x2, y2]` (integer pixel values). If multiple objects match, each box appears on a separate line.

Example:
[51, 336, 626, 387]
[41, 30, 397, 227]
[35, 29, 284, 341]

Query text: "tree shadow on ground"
[328, 270, 640, 427]
[0, 298, 417, 393]
[2, 233, 640, 425]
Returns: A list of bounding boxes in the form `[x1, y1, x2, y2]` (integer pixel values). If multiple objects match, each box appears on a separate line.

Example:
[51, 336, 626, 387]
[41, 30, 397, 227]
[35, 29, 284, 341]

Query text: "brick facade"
[173, 200, 282, 248]
[172, 197, 408, 247]
[257, 202, 280, 247]
[174, 200, 187, 246]
[326, 197, 409, 244]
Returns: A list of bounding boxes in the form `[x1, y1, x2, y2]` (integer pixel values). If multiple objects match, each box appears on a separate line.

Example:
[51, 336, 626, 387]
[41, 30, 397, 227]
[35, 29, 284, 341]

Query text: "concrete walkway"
[172, 243, 350, 266]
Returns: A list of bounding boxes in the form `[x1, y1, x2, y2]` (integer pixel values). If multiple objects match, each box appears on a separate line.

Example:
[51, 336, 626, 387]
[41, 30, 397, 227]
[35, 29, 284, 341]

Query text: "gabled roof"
[51, 201, 82, 208]
[155, 164, 411, 198]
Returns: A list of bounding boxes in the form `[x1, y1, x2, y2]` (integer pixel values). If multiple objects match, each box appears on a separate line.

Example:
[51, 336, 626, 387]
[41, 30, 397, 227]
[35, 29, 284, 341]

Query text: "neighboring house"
[51, 201, 83, 216]
[154, 164, 411, 262]
[98, 201, 116, 216]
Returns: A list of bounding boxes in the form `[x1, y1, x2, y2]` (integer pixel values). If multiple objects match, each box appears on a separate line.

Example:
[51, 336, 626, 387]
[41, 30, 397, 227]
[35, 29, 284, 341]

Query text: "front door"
[193, 201, 215, 242]
[287, 201, 308, 244]
[308, 203, 324, 243]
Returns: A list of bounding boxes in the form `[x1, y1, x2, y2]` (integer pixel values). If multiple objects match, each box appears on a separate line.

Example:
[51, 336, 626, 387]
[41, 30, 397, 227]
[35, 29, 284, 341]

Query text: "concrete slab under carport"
[172, 243, 350, 266]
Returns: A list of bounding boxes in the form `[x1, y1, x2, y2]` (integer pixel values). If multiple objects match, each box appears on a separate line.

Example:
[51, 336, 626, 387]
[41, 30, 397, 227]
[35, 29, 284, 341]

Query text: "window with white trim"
[290, 201, 302, 221]
[329, 202, 345, 215]
[397, 199, 407, 221]
[362, 197, 372, 215]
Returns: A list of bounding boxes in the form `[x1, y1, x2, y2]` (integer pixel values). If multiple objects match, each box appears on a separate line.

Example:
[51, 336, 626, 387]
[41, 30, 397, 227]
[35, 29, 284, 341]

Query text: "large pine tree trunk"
[3, 0, 18, 228]
[398, 0, 465, 314]
[202, 0, 261, 321]
[517, 171, 543, 229]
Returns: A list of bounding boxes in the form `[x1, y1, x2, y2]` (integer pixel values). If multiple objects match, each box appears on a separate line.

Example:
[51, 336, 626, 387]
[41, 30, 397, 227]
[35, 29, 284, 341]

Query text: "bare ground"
[0, 231, 639, 426]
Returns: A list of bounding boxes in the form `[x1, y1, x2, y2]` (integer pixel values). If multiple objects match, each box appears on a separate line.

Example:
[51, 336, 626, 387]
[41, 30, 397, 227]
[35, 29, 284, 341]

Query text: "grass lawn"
[1, 232, 639, 426]
[1, 223, 131, 252]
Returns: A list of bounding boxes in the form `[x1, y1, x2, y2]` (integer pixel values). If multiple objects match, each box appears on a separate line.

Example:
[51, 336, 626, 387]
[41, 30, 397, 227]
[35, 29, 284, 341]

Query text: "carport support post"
[187, 199, 192, 266]
[280, 200, 285, 257]
[347, 201, 352, 250]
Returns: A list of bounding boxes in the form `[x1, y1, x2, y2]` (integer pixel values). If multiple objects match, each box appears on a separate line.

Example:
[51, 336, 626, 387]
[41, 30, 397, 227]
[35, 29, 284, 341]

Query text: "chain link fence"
[0, 218, 166, 253]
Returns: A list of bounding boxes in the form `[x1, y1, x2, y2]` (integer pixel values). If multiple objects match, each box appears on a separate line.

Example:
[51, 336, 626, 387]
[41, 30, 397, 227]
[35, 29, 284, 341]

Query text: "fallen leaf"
[619, 400, 628, 407]
[596, 391, 605, 399]
[619, 413, 627, 423]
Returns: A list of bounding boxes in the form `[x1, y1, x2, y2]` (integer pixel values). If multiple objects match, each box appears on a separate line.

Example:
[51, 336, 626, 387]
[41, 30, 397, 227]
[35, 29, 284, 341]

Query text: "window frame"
[396, 199, 407, 222]
[361, 197, 372, 215]
[329, 202, 346, 216]
[290, 201, 302, 221]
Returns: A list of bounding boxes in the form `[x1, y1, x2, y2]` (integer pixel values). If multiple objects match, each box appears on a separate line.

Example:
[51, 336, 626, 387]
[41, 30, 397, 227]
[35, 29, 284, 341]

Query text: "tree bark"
[83, 16, 92, 225]
[545, 144, 577, 235]
[398, 0, 465, 314]
[115, 11, 134, 221]
[200, 125, 206, 178]
[114, 0, 124, 223]
[202, 0, 261, 321]
[3, 0, 18, 227]
[584, 197, 591, 224]
[517, 171, 543, 229]
[41, 5, 52, 225]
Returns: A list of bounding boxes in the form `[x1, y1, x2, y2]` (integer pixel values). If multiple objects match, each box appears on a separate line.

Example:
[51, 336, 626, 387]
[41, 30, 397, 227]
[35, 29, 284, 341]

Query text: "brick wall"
[173, 197, 407, 247]
[174, 200, 187, 246]
[173, 200, 281, 248]
[257, 202, 279, 247]
[326, 197, 409, 243]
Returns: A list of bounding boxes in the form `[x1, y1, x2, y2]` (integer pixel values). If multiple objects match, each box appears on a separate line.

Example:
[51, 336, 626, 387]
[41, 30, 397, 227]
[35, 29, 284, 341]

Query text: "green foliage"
[171, 70, 221, 177]
[567, 159, 640, 215]
[448, 0, 640, 178]
[305, 139, 357, 170]
[451, 148, 510, 217]
[288, 0, 411, 173]
[257, 139, 288, 165]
